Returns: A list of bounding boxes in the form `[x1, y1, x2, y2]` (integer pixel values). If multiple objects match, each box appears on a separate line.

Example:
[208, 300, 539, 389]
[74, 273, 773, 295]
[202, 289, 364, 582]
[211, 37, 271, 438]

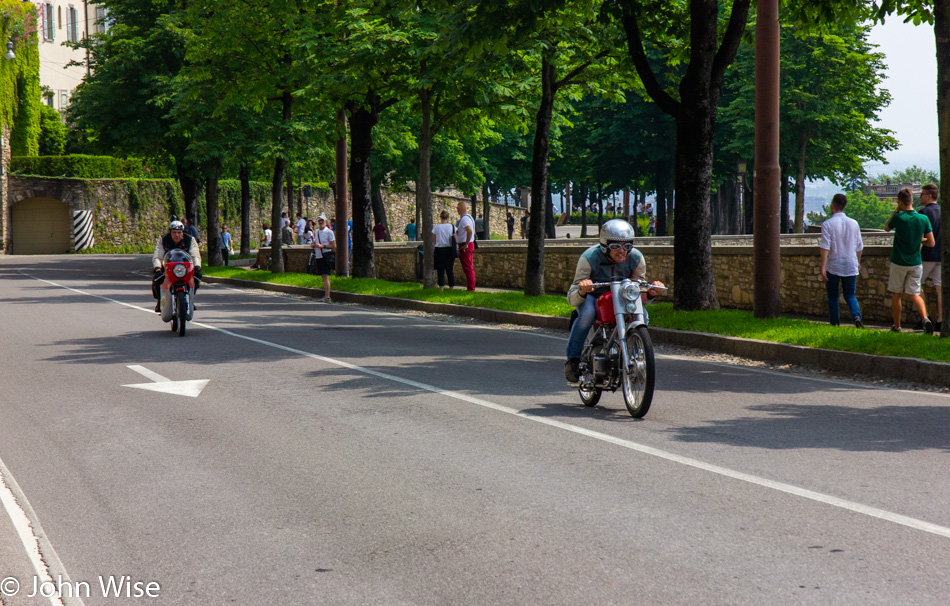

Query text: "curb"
[203, 275, 950, 388]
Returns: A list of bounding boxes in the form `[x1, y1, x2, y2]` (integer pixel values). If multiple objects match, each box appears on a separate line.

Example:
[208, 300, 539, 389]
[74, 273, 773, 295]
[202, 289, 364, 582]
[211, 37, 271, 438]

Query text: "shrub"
[38, 105, 66, 155]
[10, 155, 173, 179]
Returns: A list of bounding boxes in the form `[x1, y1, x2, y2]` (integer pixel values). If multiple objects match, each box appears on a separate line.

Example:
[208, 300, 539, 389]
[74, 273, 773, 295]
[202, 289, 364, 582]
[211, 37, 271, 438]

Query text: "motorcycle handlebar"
[587, 279, 668, 291]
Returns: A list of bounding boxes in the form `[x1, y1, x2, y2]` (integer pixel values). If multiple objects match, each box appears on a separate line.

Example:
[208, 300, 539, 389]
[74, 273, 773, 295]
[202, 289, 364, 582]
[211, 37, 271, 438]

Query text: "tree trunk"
[286, 171, 294, 226]
[239, 162, 251, 256]
[349, 106, 377, 278]
[655, 164, 670, 237]
[177, 165, 200, 224]
[482, 184, 490, 241]
[780, 165, 790, 234]
[206, 168, 223, 267]
[937, 0, 949, 335]
[270, 156, 286, 273]
[335, 108, 349, 277]
[596, 184, 604, 229]
[371, 179, 391, 242]
[418, 88, 436, 288]
[672, 99, 718, 309]
[545, 185, 556, 238]
[524, 57, 556, 296]
[794, 131, 808, 233]
[270, 85, 292, 273]
[578, 184, 588, 238]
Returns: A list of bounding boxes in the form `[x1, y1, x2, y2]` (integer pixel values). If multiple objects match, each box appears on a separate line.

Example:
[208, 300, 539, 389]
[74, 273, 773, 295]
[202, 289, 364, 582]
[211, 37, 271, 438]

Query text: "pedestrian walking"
[819, 194, 864, 327]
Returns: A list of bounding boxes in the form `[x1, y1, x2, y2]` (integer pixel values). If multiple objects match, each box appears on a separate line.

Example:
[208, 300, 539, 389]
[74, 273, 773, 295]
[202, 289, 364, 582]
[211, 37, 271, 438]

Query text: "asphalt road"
[2, 255, 950, 606]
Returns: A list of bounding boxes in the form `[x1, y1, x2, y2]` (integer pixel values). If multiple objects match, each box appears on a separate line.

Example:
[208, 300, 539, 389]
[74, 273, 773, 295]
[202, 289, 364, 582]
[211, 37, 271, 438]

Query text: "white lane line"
[21, 272, 950, 541]
[0, 458, 80, 606]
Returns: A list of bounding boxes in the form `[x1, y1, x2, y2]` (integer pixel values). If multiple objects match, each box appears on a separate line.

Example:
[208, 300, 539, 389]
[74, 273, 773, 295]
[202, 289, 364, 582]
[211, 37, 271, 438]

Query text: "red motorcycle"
[158, 249, 196, 336]
[571, 277, 664, 418]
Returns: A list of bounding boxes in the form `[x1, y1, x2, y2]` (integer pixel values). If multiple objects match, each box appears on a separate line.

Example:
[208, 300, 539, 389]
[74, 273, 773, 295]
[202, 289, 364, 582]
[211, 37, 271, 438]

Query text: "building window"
[67, 7, 78, 42]
[94, 6, 110, 34]
[60, 90, 69, 109]
[45, 93, 54, 108]
[57, 6, 62, 29]
[43, 4, 55, 41]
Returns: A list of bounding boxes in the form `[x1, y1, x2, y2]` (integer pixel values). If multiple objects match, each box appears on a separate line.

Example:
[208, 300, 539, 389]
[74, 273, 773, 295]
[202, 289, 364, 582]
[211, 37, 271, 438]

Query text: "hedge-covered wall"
[11, 154, 174, 178]
[1, 0, 41, 155]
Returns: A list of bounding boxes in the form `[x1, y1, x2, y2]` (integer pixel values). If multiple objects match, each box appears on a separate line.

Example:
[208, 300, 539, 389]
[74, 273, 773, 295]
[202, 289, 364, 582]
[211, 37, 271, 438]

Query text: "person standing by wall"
[507, 212, 515, 240]
[884, 188, 935, 333]
[311, 215, 336, 302]
[819, 194, 864, 328]
[456, 201, 476, 291]
[918, 183, 942, 331]
[404, 219, 417, 241]
[295, 212, 306, 244]
[220, 225, 234, 267]
[432, 210, 456, 292]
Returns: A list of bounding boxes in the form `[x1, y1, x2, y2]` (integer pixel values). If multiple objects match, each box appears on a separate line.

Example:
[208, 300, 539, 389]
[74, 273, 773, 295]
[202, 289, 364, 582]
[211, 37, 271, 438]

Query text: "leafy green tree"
[721, 18, 897, 233]
[613, 0, 751, 310]
[38, 106, 66, 156]
[807, 189, 894, 228]
[66, 0, 202, 219]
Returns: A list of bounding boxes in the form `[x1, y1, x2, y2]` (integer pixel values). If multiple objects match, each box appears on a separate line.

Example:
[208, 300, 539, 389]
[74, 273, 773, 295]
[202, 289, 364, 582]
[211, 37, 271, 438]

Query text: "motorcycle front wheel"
[622, 324, 655, 418]
[579, 384, 602, 407]
[176, 291, 187, 336]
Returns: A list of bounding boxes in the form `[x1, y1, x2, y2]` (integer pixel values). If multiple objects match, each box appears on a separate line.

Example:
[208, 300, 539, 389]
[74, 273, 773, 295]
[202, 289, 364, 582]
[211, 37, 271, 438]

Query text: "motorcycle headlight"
[621, 282, 640, 302]
[625, 301, 639, 314]
[172, 264, 187, 278]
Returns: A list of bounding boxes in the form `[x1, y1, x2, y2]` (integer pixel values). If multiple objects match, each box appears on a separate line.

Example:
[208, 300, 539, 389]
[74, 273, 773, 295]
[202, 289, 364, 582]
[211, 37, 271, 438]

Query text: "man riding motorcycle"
[564, 218, 664, 382]
[152, 220, 202, 312]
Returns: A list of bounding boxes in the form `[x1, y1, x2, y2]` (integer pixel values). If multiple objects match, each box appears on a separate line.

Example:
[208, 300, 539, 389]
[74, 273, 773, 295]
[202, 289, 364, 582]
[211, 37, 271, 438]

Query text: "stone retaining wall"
[360, 241, 931, 325]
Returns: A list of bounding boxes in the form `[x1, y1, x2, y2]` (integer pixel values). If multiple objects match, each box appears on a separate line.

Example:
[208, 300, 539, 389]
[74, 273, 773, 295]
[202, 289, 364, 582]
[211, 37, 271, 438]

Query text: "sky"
[865, 17, 939, 175]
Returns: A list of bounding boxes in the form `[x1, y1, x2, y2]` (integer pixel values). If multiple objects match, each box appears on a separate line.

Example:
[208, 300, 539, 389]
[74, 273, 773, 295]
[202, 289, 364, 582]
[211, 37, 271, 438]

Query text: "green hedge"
[10, 155, 173, 179]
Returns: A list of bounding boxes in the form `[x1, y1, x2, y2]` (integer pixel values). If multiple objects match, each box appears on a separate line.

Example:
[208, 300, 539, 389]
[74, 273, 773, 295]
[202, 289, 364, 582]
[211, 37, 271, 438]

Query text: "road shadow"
[666, 402, 950, 453]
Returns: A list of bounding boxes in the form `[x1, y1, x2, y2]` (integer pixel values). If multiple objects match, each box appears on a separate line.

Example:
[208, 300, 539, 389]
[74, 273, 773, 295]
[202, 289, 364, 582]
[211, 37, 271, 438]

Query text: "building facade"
[27, 1, 106, 115]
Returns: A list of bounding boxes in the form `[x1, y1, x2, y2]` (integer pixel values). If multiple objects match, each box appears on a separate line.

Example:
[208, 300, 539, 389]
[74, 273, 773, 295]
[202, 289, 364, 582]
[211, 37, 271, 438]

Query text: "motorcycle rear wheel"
[176, 291, 187, 336]
[621, 325, 655, 418]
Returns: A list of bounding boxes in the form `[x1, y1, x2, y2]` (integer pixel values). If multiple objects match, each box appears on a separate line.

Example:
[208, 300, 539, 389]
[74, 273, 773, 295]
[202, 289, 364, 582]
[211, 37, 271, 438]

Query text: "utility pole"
[753, 0, 781, 318]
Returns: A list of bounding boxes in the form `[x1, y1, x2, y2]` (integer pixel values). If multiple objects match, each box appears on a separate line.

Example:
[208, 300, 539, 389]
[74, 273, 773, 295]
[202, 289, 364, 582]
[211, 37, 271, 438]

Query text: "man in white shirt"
[456, 201, 476, 291]
[295, 212, 307, 244]
[819, 193, 864, 327]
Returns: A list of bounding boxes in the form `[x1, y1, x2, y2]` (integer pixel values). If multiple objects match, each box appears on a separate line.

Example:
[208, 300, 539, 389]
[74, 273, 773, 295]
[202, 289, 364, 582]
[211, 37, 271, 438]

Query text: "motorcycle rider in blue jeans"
[152, 220, 202, 312]
[564, 219, 664, 382]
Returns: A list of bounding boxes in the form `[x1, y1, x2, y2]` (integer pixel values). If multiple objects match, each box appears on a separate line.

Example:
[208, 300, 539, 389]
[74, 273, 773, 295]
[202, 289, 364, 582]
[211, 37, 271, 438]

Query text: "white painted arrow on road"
[123, 365, 209, 398]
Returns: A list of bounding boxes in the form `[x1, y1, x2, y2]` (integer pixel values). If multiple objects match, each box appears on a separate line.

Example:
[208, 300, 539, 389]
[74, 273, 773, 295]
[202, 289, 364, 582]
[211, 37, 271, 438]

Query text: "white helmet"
[599, 219, 636, 252]
[169, 220, 184, 231]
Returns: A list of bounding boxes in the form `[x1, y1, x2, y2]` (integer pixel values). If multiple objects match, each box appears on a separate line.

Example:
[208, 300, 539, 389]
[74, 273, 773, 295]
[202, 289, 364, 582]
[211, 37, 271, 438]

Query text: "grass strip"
[203, 267, 572, 316]
[204, 267, 950, 364]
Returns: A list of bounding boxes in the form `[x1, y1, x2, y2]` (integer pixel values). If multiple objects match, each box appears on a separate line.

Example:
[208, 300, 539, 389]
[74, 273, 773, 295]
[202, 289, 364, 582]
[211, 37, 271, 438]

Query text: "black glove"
[194, 267, 202, 280]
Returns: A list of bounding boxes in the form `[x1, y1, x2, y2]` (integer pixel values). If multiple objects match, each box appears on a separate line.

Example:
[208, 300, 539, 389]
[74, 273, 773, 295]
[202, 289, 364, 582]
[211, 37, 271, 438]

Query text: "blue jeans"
[567, 294, 649, 358]
[826, 273, 861, 325]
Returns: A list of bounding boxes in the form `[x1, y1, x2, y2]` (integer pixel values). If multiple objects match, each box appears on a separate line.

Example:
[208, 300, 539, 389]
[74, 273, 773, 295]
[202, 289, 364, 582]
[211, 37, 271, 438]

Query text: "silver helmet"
[599, 219, 636, 252]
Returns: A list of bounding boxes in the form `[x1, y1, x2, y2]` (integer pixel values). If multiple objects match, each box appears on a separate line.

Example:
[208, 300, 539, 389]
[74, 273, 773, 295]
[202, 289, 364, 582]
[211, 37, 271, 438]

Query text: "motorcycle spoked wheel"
[578, 338, 602, 407]
[176, 291, 187, 336]
[621, 324, 655, 418]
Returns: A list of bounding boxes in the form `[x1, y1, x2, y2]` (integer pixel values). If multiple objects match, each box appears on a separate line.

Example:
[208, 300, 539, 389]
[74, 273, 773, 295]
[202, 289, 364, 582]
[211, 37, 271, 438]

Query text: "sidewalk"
[202, 274, 950, 388]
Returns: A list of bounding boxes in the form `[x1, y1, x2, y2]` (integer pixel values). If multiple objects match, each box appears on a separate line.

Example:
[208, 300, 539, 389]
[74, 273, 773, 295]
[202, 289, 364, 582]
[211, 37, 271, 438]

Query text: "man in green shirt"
[884, 188, 935, 333]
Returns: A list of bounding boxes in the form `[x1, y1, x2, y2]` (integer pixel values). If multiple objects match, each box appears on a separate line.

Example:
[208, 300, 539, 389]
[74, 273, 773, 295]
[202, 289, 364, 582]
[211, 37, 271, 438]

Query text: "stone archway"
[10, 197, 71, 254]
